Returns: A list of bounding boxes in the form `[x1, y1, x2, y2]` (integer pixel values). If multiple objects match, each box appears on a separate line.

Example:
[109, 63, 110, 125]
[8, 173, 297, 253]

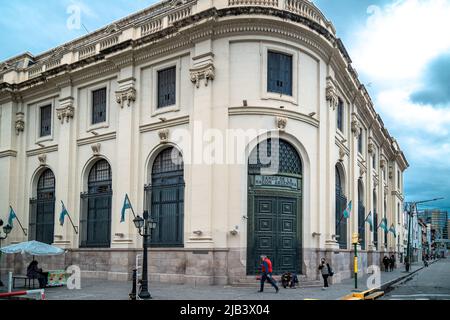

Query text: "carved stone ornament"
[91, 143, 101, 156]
[57, 105, 75, 124]
[380, 159, 386, 169]
[38, 154, 47, 166]
[15, 112, 25, 135]
[326, 78, 339, 110]
[351, 114, 360, 137]
[190, 63, 215, 88]
[384, 185, 389, 195]
[368, 141, 374, 154]
[158, 129, 169, 143]
[389, 166, 394, 179]
[359, 166, 367, 178]
[276, 116, 287, 131]
[339, 147, 346, 162]
[374, 179, 379, 188]
[115, 87, 136, 108]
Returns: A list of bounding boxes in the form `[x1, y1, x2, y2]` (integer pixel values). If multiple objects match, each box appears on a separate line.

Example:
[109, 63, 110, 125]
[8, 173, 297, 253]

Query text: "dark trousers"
[322, 275, 329, 287]
[260, 273, 278, 292]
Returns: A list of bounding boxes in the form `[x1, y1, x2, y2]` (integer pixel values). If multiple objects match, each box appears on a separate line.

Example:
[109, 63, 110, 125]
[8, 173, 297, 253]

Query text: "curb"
[339, 262, 434, 300]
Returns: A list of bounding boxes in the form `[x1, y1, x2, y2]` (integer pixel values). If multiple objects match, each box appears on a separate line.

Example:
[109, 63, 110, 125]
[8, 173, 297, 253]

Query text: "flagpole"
[66, 212, 79, 234]
[9, 205, 27, 237]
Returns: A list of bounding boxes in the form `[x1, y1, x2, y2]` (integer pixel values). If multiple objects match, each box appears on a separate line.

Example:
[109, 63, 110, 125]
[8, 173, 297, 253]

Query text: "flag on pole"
[343, 201, 352, 219]
[379, 218, 388, 232]
[121, 194, 133, 223]
[8, 206, 17, 228]
[389, 224, 397, 237]
[59, 201, 69, 226]
[365, 211, 373, 232]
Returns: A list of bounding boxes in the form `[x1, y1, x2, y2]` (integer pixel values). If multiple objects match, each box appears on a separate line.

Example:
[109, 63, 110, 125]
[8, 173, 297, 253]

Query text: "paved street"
[0, 262, 433, 300]
[381, 258, 450, 300]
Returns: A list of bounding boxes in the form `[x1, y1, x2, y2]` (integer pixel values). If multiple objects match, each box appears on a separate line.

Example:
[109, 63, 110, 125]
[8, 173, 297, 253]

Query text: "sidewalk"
[0, 262, 429, 300]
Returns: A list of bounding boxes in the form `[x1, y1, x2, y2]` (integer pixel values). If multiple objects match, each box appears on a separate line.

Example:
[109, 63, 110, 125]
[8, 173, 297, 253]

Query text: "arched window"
[335, 165, 347, 249]
[358, 179, 366, 250]
[373, 190, 378, 249]
[147, 147, 184, 247]
[80, 159, 112, 248]
[29, 169, 55, 244]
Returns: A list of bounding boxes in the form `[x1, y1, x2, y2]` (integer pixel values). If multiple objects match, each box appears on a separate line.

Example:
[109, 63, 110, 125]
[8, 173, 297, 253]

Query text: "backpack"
[327, 264, 334, 277]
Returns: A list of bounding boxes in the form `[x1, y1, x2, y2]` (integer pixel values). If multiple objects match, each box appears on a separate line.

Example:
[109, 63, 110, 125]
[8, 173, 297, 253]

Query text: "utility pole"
[405, 197, 444, 272]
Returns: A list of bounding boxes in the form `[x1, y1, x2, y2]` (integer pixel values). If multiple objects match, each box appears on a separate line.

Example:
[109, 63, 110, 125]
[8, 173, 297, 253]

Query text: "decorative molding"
[77, 132, 116, 146]
[15, 112, 25, 135]
[139, 115, 190, 133]
[380, 159, 386, 169]
[190, 63, 215, 88]
[0, 150, 17, 158]
[56, 98, 75, 124]
[276, 116, 287, 131]
[229, 106, 319, 128]
[384, 185, 389, 195]
[91, 143, 101, 156]
[115, 87, 136, 108]
[326, 77, 338, 110]
[389, 166, 394, 179]
[368, 140, 375, 154]
[158, 128, 170, 143]
[27, 145, 58, 157]
[38, 154, 47, 166]
[339, 146, 346, 162]
[351, 113, 360, 137]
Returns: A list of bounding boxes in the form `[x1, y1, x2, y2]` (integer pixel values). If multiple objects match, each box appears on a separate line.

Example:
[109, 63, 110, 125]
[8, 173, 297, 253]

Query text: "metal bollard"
[8, 272, 12, 293]
[129, 269, 137, 300]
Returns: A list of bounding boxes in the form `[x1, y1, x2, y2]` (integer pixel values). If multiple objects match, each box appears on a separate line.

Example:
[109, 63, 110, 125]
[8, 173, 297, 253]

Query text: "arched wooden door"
[247, 139, 303, 275]
[80, 159, 112, 248]
[30, 169, 56, 244]
[146, 147, 185, 247]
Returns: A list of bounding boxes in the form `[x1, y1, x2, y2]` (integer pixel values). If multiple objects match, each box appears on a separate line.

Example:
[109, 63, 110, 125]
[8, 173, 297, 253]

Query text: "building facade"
[0, 0, 408, 285]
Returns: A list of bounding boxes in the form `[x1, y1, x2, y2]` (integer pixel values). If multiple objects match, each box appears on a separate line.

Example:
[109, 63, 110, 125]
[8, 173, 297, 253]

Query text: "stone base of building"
[0, 247, 394, 286]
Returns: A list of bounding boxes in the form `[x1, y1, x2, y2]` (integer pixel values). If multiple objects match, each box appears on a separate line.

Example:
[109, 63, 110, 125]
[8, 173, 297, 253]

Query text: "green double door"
[247, 192, 302, 275]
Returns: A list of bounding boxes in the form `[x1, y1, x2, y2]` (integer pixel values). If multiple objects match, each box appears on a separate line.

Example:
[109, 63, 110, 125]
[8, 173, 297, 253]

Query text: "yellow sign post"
[352, 232, 359, 290]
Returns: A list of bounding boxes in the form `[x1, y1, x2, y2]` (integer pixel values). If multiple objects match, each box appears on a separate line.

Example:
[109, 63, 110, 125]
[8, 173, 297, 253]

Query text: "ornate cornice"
[77, 132, 117, 146]
[0, 150, 17, 158]
[26, 145, 58, 157]
[139, 115, 190, 133]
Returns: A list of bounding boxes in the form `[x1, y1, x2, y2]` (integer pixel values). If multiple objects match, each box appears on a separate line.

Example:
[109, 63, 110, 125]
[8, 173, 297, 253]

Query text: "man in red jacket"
[258, 255, 279, 293]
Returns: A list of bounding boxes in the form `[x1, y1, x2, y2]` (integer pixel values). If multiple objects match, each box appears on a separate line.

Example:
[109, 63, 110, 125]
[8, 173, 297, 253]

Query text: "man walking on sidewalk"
[258, 255, 279, 293]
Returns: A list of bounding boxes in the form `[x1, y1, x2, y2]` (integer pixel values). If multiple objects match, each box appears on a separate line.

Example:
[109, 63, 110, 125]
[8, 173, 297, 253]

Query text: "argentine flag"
[121, 194, 133, 223]
[59, 201, 69, 226]
[365, 211, 373, 232]
[343, 201, 352, 219]
[379, 218, 389, 232]
[8, 206, 17, 228]
[389, 224, 397, 237]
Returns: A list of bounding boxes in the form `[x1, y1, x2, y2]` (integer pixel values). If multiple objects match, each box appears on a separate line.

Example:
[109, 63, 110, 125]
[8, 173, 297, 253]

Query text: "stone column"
[350, 112, 360, 250]
[54, 84, 76, 249]
[112, 61, 137, 249]
[186, 39, 215, 249]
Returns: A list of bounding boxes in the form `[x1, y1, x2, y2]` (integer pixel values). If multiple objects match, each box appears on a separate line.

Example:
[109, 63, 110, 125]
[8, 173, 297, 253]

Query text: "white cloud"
[352, 0, 450, 83]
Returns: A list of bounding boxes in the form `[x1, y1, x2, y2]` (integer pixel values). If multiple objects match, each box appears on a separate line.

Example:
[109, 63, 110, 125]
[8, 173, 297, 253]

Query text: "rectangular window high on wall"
[158, 66, 176, 108]
[267, 51, 293, 96]
[92, 88, 107, 124]
[337, 99, 344, 132]
[358, 128, 363, 154]
[40, 105, 52, 137]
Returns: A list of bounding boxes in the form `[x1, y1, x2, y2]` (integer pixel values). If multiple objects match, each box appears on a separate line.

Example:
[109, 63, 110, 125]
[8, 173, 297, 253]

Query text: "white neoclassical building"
[0, 0, 408, 285]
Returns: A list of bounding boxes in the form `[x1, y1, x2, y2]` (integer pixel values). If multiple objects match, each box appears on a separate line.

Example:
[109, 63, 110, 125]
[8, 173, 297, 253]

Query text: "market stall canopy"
[0, 241, 65, 256]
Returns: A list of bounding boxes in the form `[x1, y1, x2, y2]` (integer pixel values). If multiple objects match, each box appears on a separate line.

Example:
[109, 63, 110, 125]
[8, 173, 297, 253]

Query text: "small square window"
[92, 88, 107, 125]
[267, 51, 293, 96]
[40, 105, 52, 137]
[158, 66, 176, 109]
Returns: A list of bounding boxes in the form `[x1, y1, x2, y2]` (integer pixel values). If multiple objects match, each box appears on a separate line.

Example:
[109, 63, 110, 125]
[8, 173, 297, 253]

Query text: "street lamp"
[0, 219, 13, 287]
[405, 197, 444, 272]
[133, 210, 157, 300]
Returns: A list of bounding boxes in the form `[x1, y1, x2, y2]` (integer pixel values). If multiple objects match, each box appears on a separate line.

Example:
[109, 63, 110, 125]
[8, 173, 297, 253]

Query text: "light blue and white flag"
[379, 218, 389, 233]
[8, 206, 17, 228]
[389, 224, 397, 237]
[343, 201, 352, 219]
[59, 201, 69, 226]
[365, 211, 373, 232]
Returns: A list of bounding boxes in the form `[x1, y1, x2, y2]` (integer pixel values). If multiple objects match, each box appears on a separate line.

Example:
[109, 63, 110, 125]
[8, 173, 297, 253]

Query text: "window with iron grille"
[358, 179, 366, 250]
[373, 190, 378, 249]
[267, 51, 293, 96]
[157, 66, 176, 108]
[337, 99, 344, 132]
[40, 105, 52, 137]
[92, 88, 107, 124]
[335, 166, 347, 249]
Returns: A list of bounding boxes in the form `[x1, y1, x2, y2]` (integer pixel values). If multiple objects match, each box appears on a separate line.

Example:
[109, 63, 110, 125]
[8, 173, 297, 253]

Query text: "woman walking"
[318, 258, 332, 290]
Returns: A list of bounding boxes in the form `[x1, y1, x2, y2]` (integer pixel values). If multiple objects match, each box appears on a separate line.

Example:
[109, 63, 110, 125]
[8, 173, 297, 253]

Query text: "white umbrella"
[0, 241, 65, 256]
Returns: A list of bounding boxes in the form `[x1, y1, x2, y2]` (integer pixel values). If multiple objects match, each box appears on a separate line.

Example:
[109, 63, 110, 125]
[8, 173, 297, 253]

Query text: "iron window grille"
[267, 51, 293, 96]
[40, 105, 52, 137]
[337, 99, 344, 132]
[157, 66, 176, 108]
[92, 88, 107, 124]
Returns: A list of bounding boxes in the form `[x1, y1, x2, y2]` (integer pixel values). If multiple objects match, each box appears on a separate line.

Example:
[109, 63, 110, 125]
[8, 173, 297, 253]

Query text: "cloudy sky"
[0, 0, 449, 212]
